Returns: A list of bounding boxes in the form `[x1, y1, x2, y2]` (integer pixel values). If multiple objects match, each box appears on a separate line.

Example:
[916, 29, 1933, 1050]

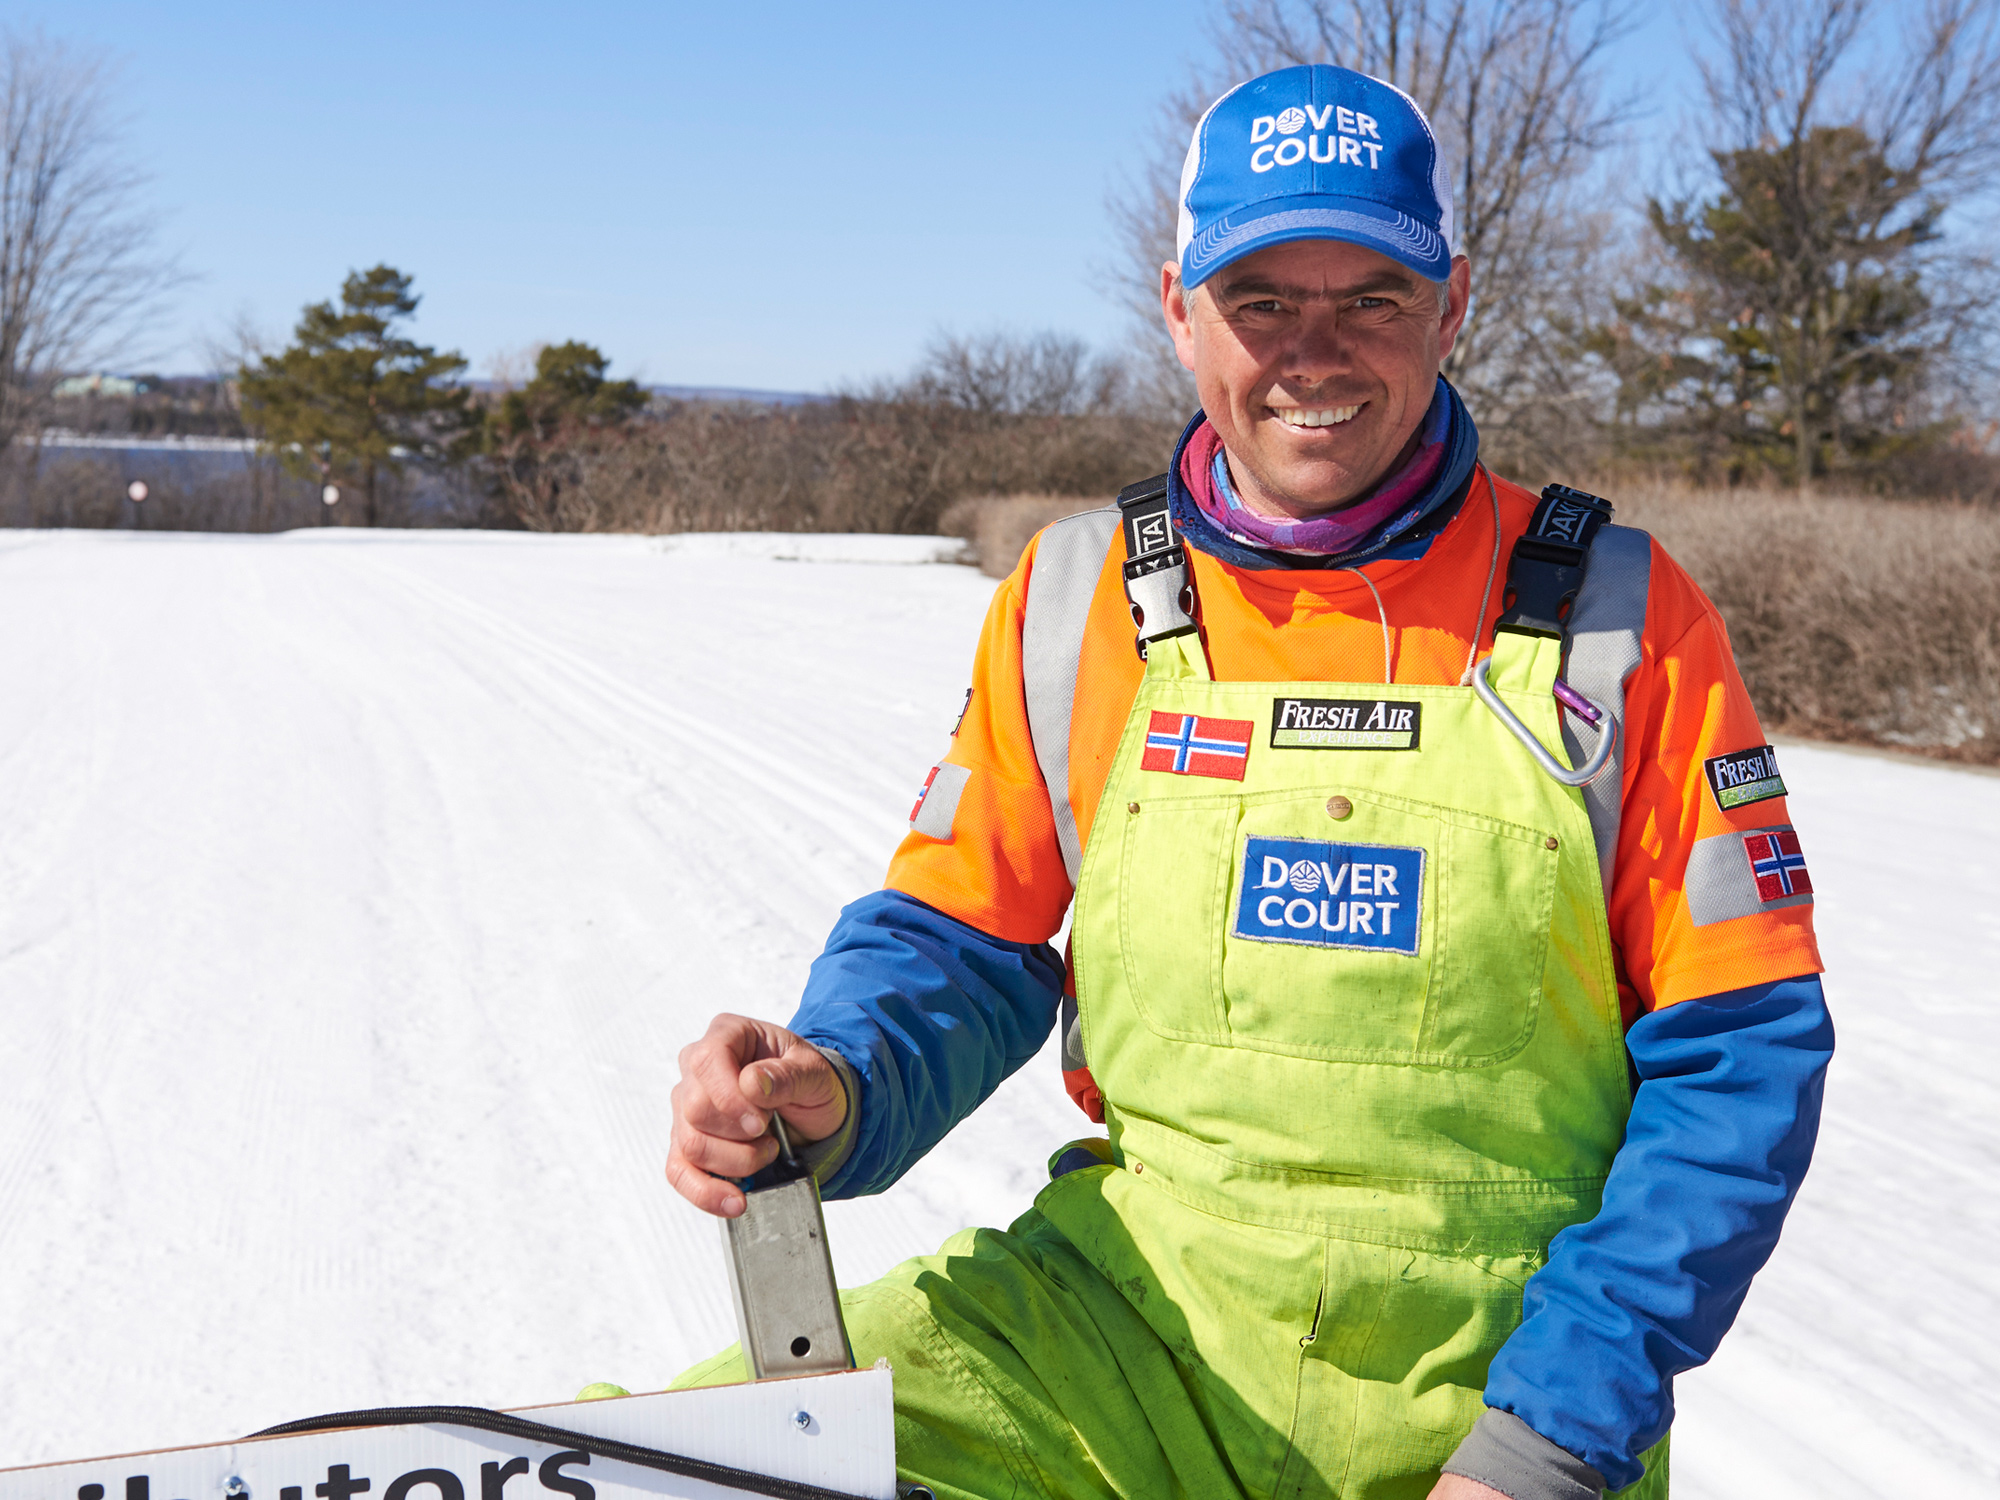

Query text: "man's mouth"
[1267, 403, 1362, 429]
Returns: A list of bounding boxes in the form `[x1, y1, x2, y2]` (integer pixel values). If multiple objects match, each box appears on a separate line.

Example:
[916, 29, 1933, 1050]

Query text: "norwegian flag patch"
[1685, 822, 1815, 926]
[1745, 829, 1813, 902]
[1141, 712, 1254, 780]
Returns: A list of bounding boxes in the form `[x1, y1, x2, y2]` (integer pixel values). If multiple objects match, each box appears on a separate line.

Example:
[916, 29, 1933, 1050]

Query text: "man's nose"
[1279, 308, 1350, 389]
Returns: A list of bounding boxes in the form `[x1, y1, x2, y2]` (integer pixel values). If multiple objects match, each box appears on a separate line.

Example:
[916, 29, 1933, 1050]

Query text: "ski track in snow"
[0, 529, 1990, 1496]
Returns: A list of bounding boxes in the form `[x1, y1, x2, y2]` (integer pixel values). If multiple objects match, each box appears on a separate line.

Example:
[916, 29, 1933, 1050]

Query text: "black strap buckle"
[1116, 474, 1197, 656]
[1117, 474, 1175, 561]
[1495, 484, 1615, 640]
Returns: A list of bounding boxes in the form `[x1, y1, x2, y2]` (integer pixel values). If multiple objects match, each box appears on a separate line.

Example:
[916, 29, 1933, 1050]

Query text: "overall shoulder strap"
[1113, 473, 1199, 658]
[1495, 482, 1653, 895]
[1020, 471, 1204, 885]
[1023, 474, 1188, 1108]
[1021, 503, 1124, 886]
[1495, 483, 1618, 639]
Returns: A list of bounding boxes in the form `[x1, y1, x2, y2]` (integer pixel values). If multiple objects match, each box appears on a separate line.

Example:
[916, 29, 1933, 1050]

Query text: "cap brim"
[1181, 194, 1450, 287]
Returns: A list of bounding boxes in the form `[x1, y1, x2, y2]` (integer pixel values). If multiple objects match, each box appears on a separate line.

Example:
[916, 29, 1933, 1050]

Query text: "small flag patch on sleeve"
[1745, 829, 1813, 901]
[1141, 712, 1254, 780]
[1685, 823, 1815, 926]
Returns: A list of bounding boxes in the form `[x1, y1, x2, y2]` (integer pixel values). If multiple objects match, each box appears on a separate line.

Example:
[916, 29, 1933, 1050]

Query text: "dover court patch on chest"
[1233, 835, 1424, 954]
[1271, 696, 1422, 749]
[1142, 711, 1255, 780]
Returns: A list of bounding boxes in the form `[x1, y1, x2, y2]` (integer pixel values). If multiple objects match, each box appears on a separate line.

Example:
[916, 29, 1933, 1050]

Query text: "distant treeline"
[12, 0, 2000, 530]
[2, 291, 1181, 535]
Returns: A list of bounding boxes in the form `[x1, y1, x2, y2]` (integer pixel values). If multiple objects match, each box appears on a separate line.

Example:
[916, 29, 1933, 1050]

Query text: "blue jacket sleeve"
[1484, 974, 1834, 1490]
[786, 888, 1065, 1200]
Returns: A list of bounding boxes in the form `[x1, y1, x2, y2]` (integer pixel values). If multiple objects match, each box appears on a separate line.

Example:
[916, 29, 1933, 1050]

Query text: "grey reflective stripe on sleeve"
[1021, 507, 1122, 884]
[1687, 822, 1813, 926]
[1443, 1408, 1607, 1500]
[1559, 523, 1651, 897]
[910, 761, 971, 841]
[1059, 992, 1086, 1070]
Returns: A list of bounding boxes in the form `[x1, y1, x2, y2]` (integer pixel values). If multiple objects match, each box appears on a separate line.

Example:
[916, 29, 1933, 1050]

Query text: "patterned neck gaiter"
[1174, 377, 1477, 567]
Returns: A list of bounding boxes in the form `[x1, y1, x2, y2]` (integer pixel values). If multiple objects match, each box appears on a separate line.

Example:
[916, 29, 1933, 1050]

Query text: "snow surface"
[0, 528, 1991, 1494]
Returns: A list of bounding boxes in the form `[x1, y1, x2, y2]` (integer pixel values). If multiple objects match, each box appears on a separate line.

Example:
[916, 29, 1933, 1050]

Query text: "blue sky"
[20, 2, 1704, 392]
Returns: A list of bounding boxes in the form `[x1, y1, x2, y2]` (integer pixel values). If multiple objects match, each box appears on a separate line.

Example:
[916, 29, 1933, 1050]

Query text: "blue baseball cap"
[1176, 64, 1454, 289]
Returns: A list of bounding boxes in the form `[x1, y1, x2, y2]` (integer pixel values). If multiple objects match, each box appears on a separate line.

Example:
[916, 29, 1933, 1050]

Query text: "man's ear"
[1437, 255, 1473, 363]
[1161, 262, 1199, 373]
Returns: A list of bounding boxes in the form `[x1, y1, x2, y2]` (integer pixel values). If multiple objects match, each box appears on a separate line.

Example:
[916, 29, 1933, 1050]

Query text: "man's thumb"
[742, 1044, 830, 1109]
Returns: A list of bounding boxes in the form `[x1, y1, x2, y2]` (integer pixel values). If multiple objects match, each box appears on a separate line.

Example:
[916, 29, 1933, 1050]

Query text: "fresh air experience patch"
[1272, 697, 1422, 750]
[1233, 835, 1424, 954]
[1704, 745, 1787, 810]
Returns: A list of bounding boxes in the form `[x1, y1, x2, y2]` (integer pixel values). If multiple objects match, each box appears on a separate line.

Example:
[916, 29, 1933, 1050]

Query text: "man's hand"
[667, 1013, 848, 1218]
[1427, 1477, 1511, 1500]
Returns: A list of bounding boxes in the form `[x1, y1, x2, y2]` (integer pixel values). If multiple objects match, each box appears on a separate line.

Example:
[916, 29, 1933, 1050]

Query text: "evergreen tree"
[489, 341, 646, 445]
[1600, 126, 1941, 487]
[1597, 0, 2000, 491]
[486, 342, 647, 528]
[239, 266, 473, 525]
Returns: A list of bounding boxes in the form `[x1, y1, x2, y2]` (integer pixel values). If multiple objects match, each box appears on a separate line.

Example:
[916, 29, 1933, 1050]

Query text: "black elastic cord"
[245, 1405, 872, 1500]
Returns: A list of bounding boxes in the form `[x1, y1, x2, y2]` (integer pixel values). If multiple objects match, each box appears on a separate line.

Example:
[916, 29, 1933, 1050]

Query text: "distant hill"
[453, 379, 828, 406]
[645, 382, 828, 406]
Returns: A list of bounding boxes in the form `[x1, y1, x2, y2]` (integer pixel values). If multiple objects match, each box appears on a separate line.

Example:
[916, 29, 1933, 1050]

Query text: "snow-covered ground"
[0, 528, 1991, 1495]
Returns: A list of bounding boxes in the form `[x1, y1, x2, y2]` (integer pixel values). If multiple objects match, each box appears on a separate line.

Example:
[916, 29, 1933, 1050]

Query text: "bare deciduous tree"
[0, 32, 178, 453]
[1109, 0, 1638, 474]
[897, 330, 1129, 417]
[1704, 0, 2000, 186]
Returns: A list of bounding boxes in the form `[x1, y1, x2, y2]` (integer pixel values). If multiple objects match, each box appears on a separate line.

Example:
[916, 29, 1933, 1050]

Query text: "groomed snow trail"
[0, 529, 1990, 1496]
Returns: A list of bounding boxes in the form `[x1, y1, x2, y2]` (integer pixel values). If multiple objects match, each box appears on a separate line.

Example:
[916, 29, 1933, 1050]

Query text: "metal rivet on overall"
[1546, 836, 1560, 850]
[1325, 795, 1353, 820]
[1128, 801, 1140, 814]
[1131, 1160, 1144, 1174]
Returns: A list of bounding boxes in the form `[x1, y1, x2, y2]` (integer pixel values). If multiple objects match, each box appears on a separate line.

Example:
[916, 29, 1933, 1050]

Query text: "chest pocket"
[1117, 787, 1559, 1066]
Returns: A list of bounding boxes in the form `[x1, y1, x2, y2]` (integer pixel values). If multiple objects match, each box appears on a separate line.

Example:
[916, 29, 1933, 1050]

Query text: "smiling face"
[1162, 239, 1472, 519]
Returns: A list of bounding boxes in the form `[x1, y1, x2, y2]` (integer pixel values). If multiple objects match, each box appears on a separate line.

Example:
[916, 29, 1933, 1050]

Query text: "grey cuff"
[791, 1045, 859, 1187]
[1442, 1409, 1605, 1500]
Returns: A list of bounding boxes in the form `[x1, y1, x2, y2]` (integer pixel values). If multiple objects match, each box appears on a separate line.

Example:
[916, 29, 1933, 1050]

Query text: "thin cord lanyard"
[1342, 464, 1503, 689]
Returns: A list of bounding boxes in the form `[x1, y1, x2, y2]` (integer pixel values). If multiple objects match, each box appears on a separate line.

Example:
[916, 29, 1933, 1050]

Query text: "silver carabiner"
[1470, 655, 1617, 787]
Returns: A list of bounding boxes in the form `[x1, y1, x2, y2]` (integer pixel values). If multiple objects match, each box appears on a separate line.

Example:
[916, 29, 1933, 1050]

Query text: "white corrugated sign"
[0, 1371, 894, 1500]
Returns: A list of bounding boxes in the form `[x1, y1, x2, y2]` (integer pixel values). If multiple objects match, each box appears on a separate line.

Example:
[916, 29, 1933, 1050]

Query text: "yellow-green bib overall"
[1050, 621, 1665, 1497]
[679, 602, 1668, 1499]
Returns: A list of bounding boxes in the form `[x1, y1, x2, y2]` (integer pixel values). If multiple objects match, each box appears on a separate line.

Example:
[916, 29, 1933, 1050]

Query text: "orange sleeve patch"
[1608, 539, 1823, 1014]
[883, 540, 1074, 945]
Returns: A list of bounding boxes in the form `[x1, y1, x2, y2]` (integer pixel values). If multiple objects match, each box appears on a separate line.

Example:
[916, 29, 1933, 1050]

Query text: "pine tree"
[489, 342, 645, 445]
[486, 342, 647, 528]
[1600, 126, 1940, 487]
[239, 266, 474, 526]
[1598, 0, 2000, 491]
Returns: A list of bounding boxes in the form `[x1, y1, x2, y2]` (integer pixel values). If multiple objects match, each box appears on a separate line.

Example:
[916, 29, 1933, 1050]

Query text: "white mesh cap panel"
[1177, 81, 1249, 268]
[1372, 72, 1454, 250]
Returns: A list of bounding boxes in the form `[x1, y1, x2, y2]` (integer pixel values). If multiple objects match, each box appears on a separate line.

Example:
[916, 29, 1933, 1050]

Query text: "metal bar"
[722, 1130, 855, 1380]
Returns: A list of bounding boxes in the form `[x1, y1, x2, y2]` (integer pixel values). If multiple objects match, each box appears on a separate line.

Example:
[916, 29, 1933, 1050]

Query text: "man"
[665, 64, 1831, 1500]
